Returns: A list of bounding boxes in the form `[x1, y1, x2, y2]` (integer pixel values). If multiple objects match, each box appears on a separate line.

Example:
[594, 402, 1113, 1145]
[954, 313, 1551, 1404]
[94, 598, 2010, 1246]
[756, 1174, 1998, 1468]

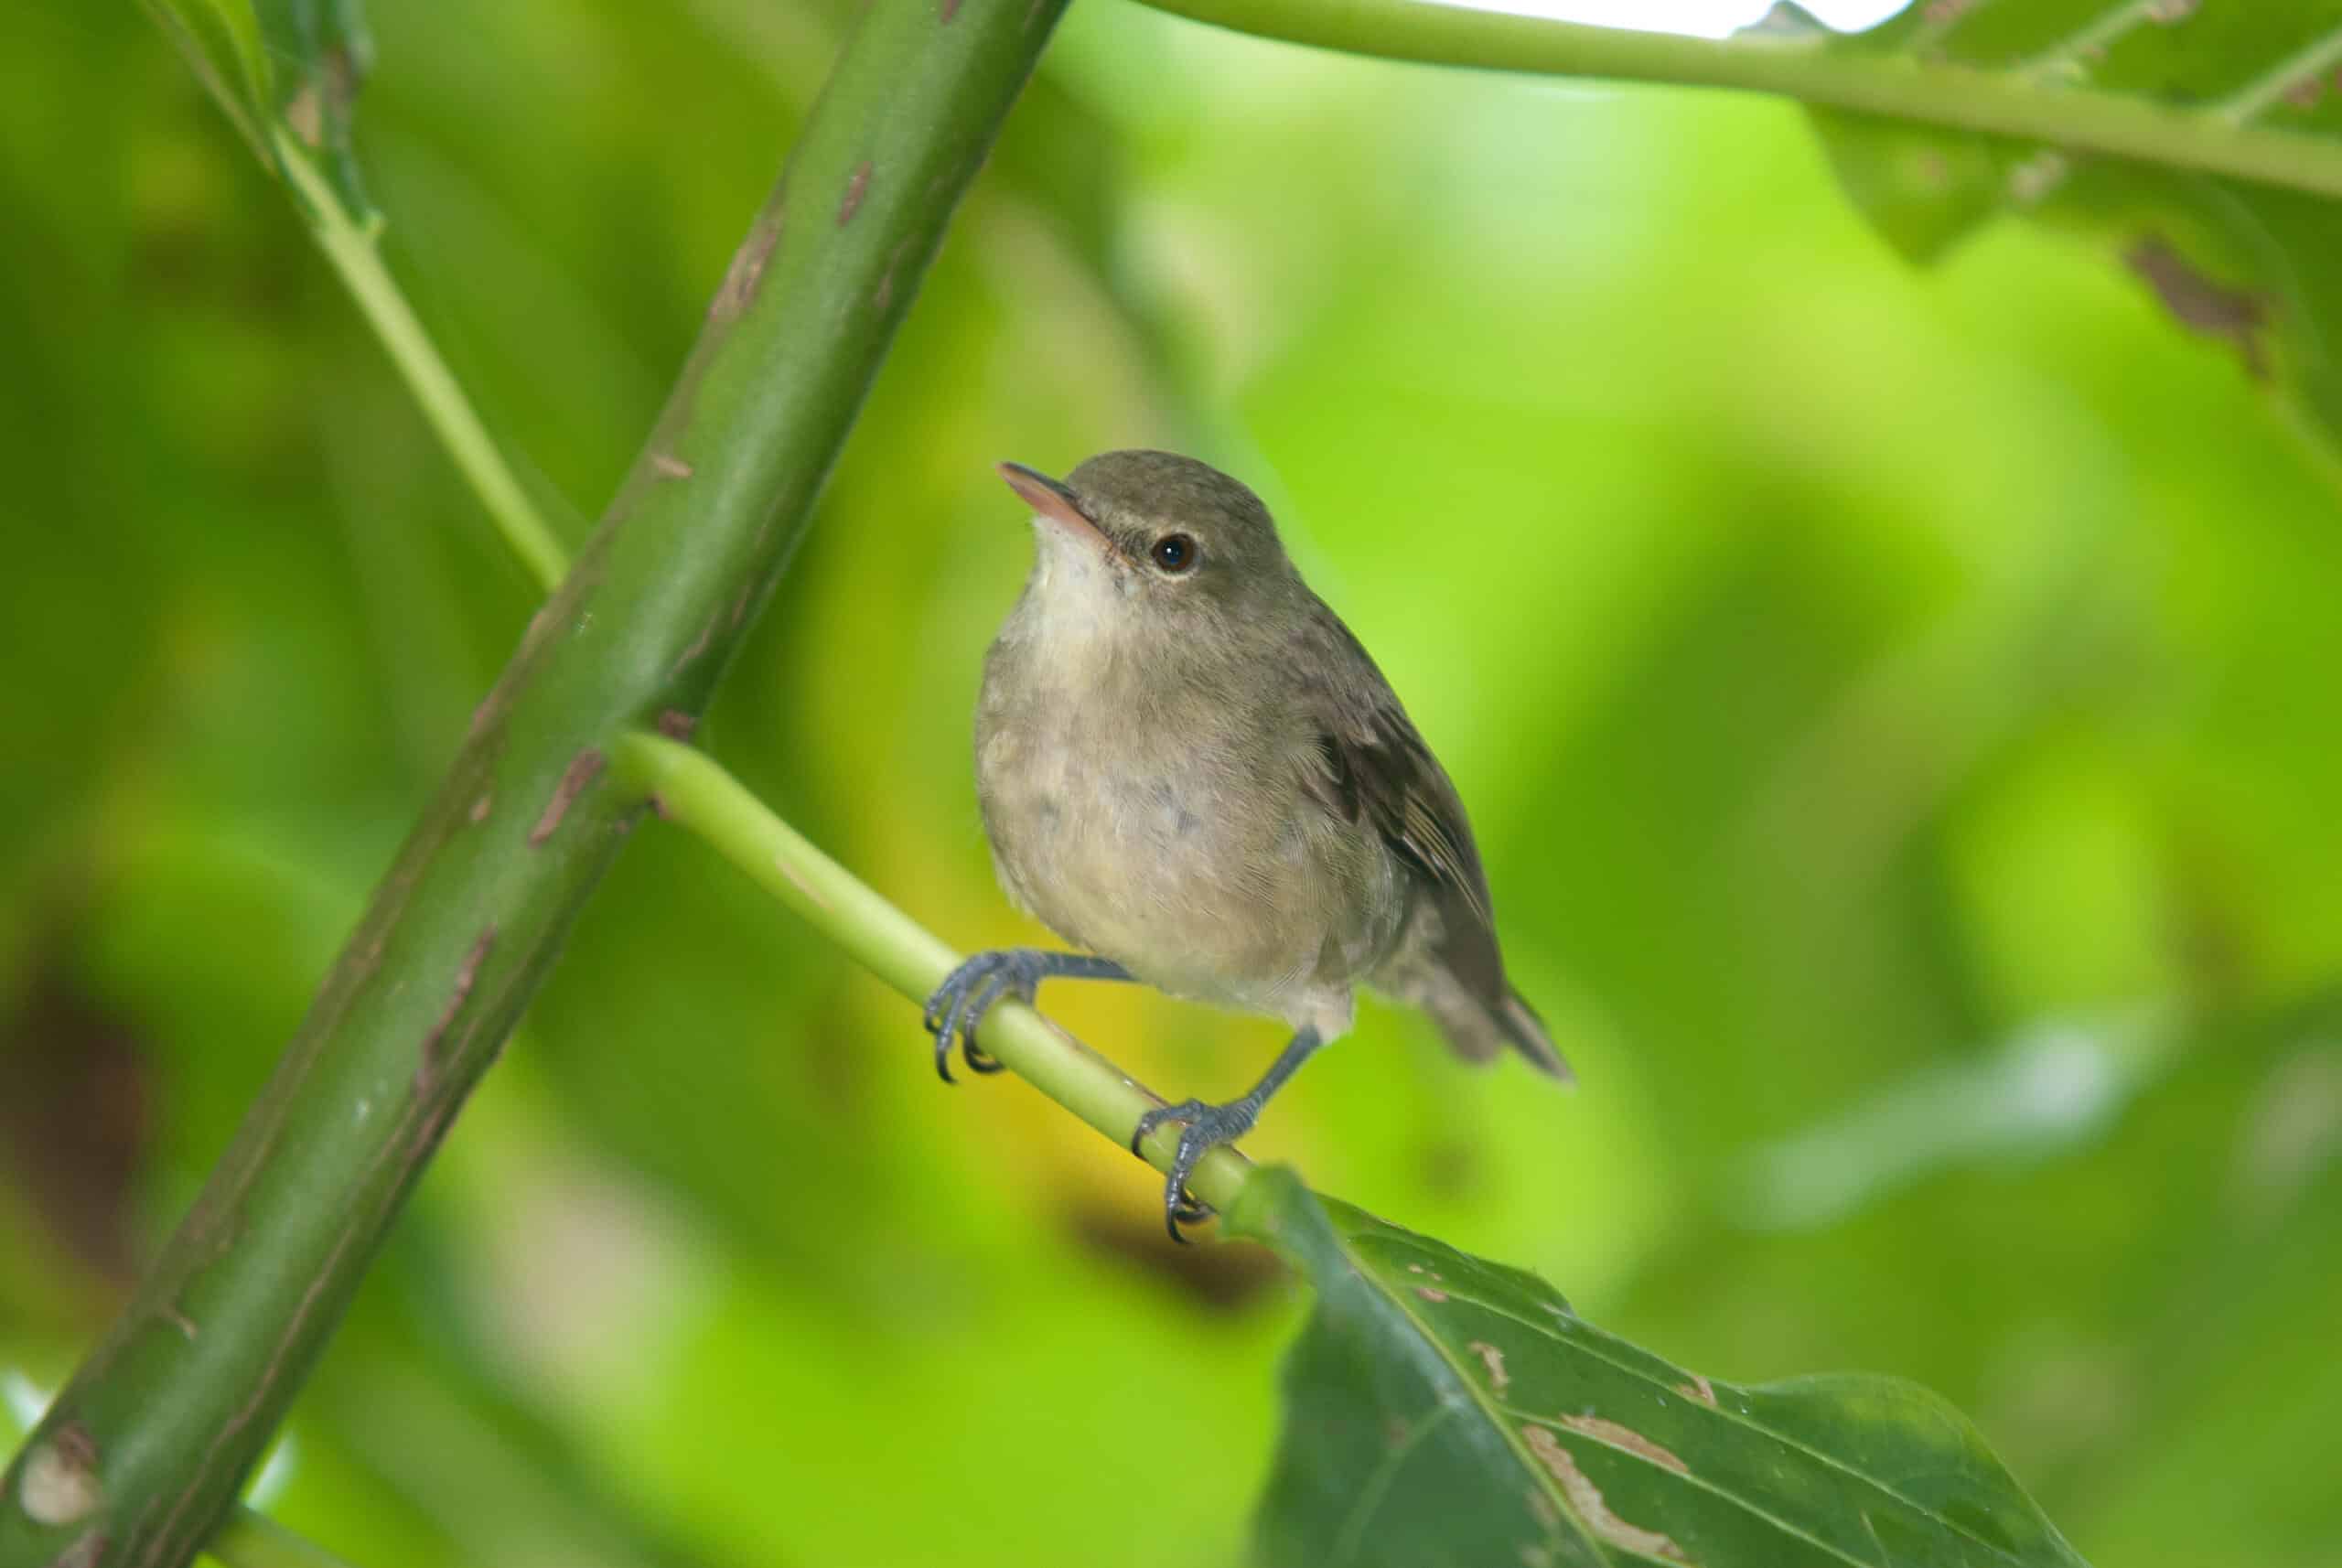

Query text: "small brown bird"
[926, 451, 1565, 1238]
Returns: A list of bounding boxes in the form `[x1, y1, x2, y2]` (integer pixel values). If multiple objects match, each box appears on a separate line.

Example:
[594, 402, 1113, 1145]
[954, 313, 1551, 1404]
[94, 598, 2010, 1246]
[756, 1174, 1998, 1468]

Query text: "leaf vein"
[1332, 1401, 1457, 1563]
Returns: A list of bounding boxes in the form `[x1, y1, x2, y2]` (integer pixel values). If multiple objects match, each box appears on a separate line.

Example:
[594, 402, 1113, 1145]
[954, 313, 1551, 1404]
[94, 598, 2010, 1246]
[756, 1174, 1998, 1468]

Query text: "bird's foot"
[1130, 1098, 1259, 1243]
[923, 949, 1047, 1083]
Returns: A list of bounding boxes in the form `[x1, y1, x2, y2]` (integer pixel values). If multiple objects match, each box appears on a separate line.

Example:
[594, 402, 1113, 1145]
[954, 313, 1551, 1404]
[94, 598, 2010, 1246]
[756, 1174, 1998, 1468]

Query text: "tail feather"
[1411, 974, 1574, 1083]
[1493, 988, 1572, 1082]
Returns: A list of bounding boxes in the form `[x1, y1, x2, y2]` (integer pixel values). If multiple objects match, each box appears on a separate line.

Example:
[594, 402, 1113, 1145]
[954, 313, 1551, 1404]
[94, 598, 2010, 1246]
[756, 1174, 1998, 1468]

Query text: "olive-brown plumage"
[927, 450, 1563, 1238]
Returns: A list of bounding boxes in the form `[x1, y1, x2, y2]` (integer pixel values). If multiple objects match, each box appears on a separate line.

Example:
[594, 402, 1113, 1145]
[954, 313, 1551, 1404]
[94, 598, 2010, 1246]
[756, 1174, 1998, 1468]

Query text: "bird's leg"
[1130, 1025, 1325, 1242]
[924, 950, 1133, 1083]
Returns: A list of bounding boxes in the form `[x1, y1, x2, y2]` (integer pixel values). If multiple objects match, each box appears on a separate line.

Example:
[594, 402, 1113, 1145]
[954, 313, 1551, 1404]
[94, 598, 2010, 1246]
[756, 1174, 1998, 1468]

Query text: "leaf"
[259, 0, 378, 218]
[144, 0, 378, 219]
[1771, 2, 2342, 449]
[1230, 1169, 2089, 1568]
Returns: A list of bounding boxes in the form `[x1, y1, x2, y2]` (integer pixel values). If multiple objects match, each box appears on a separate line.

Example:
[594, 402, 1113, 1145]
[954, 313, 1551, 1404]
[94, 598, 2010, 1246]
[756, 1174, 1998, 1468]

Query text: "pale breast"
[973, 627, 1403, 1026]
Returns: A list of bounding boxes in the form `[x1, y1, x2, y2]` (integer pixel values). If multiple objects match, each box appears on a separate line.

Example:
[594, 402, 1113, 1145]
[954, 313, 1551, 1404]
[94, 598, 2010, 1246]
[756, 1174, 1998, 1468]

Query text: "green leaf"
[1780, 3, 2342, 448]
[1232, 1169, 2089, 1568]
[258, 0, 378, 219]
[143, 0, 378, 219]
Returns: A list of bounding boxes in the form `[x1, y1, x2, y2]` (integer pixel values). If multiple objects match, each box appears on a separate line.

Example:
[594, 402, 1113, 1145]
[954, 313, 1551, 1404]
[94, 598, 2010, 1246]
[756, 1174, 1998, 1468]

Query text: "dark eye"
[1150, 533, 1198, 573]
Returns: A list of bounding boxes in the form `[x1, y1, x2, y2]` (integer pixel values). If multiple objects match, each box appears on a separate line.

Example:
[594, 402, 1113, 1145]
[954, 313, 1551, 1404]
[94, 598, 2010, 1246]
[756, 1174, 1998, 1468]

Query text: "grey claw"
[1130, 1098, 1251, 1242]
[923, 950, 1039, 1083]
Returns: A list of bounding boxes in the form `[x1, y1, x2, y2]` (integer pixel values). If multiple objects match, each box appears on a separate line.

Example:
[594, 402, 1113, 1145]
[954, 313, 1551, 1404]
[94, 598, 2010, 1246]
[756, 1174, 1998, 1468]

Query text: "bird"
[924, 450, 1566, 1239]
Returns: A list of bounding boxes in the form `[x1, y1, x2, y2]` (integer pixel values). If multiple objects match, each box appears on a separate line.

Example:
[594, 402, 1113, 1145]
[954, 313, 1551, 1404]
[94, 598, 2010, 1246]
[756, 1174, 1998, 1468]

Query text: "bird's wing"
[1295, 614, 1505, 1003]
[1290, 602, 1566, 1077]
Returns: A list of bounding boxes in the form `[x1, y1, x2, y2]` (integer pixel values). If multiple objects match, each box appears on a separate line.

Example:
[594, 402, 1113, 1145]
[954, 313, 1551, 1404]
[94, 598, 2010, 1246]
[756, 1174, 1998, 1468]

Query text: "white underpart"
[1019, 519, 1130, 658]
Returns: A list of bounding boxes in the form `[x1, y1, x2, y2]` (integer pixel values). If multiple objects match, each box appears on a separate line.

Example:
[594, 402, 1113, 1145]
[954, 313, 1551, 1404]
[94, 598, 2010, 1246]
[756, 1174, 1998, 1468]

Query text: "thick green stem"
[274, 129, 570, 593]
[0, 1404, 346, 1568]
[0, 5, 1066, 1565]
[1139, 0, 2342, 199]
[608, 734, 1254, 1213]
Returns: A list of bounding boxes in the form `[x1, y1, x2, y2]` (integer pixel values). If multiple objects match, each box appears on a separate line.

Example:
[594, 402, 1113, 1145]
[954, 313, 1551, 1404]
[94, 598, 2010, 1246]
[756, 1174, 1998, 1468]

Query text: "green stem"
[608, 734, 1253, 1214]
[0, 5, 1066, 1566]
[2020, 1, 2159, 82]
[1138, 0, 2342, 199]
[0, 1402, 349, 1568]
[274, 128, 571, 593]
[2219, 27, 2342, 124]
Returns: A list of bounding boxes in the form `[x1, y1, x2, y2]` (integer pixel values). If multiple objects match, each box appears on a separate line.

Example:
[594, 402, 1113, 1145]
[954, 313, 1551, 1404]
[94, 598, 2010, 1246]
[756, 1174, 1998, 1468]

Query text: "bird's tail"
[1413, 974, 1574, 1082]
[1491, 987, 1572, 1081]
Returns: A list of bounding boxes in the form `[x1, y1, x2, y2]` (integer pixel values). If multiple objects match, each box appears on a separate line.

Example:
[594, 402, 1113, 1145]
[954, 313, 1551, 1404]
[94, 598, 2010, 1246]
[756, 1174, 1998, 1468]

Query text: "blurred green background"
[5, 1, 2341, 1564]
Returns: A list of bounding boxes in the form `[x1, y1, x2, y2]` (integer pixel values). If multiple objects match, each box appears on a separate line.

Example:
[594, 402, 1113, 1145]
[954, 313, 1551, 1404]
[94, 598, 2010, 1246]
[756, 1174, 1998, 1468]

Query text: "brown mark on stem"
[838, 161, 872, 226]
[774, 852, 833, 912]
[941, 0, 963, 18]
[1675, 1372, 1717, 1406]
[530, 749, 607, 847]
[1559, 1414, 1690, 1476]
[650, 452, 694, 480]
[158, 1302, 198, 1340]
[656, 709, 697, 741]
[670, 616, 717, 680]
[2125, 235, 2268, 377]
[730, 582, 757, 629]
[19, 1422, 102, 1526]
[416, 926, 498, 1096]
[1415, 1286, 1447, 1302]
[521, 602, 558, 659]
[1469, 1340, 1510, 1393]
[711, 210, 785, 321]
[468, 793, 493, 824]
[875, 236, 914, 314]
[1521, 1426, 1690, 1563]
[154, 1085, 439, 1558]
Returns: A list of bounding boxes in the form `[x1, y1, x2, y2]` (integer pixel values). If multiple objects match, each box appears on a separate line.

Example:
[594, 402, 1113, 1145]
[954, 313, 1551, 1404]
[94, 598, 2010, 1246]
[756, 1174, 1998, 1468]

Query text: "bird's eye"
[1150, 533, 1198, 574]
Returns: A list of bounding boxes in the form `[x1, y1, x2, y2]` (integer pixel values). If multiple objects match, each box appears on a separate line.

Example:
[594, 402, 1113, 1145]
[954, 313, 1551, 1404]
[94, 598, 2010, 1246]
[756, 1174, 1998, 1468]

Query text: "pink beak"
[998, 461, 1112, 553]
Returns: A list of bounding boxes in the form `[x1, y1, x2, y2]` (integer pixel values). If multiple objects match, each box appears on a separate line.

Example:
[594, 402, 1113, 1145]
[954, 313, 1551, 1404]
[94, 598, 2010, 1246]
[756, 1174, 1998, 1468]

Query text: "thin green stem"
[2020, 1, 2158, 83]
[1137, 0, 2342, 199]
[608, 733, 1253, 1215]
[274, 128, 571, 593]
[2219, 27, 2342, 124]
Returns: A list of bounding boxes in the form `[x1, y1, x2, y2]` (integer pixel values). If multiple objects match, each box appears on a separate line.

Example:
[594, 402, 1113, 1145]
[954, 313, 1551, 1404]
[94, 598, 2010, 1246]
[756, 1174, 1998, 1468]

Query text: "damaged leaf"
[143, 0, 378, 219]
[1230, 1169, 2088, 1567]
[1758, 2, 2342, 447]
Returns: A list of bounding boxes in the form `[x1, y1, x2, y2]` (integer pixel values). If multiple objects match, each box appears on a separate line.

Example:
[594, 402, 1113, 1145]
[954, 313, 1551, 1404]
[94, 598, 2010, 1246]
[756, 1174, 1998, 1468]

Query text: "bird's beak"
[997, 461, 1112, 554]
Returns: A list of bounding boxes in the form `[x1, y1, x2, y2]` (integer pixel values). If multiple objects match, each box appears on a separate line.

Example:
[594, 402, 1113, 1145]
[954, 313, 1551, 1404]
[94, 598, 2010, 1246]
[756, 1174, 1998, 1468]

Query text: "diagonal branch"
[0, 4, 1068, 1565]
[607, 734, 1255, 1214]
[1137, 0, 2342, 199]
